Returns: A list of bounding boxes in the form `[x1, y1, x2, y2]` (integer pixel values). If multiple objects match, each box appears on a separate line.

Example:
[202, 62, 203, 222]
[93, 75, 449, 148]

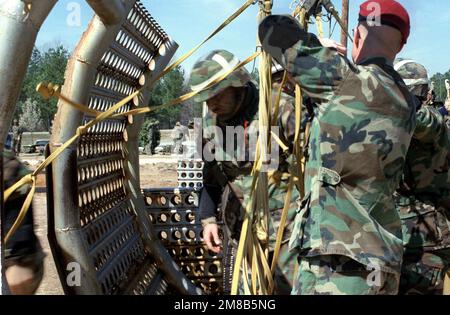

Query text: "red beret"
[359, 0, 410, 44]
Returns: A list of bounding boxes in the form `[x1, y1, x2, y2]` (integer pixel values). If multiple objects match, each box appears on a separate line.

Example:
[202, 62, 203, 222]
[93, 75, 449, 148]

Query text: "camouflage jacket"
[399, 105, 450, 202]
[396, 105, 450, 251]
[282, 32, 417, 274]
[202, 82, 301, 179]
[201, 82, 305, 246]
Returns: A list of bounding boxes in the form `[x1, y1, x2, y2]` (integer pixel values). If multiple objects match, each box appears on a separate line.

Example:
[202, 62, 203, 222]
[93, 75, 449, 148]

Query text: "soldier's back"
[290, 56, 417, 274]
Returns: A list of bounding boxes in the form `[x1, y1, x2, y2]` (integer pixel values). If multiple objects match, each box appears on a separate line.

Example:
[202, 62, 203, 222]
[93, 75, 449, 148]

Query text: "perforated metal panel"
[47, 0, 199, 295]
[143, 188, 225, 294]
[177, 160, 204, 189]
[75, 1, 173, 295]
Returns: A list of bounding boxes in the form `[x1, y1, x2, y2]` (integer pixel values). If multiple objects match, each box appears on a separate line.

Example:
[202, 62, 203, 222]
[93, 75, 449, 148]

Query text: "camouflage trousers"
[173, 140, 183, 154]
[272, 241, 298, 295]
[268, 205, 298, 294]
[396, 195, 450, 294]
[399, 250, 450, 295]
[228, 175, 300, 295]
[291, 255, 400, 295]
[231, 219, 298, 295]
[234, 243, 297, 295]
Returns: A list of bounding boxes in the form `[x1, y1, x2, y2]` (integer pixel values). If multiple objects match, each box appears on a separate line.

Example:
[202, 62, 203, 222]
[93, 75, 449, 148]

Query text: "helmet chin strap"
[233, 85, 249, 115]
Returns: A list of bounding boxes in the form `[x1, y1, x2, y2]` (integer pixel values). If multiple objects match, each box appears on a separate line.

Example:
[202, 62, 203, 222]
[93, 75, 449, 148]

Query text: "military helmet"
[188, 49, 251, 103]
[394, 58, 429, 99]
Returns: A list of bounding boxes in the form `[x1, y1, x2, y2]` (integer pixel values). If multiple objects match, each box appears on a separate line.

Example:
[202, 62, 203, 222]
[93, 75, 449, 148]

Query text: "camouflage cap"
[188, 49, 251, 103]
[394, 58, 429, 98]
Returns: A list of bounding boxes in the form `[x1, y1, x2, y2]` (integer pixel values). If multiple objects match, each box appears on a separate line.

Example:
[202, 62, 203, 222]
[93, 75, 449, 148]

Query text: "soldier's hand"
[319, 38, 347, 56]
[445, 99, 450, 112]
[203, 223, 222, 254]
[425, 92, 434, 105]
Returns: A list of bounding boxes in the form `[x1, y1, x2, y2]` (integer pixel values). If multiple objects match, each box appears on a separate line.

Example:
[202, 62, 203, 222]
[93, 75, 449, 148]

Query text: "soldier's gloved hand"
[258, 15, 303, 66]
[445, 99, 450, 112]
[319, 38, 347, 56]
[203, 223, 222, 254]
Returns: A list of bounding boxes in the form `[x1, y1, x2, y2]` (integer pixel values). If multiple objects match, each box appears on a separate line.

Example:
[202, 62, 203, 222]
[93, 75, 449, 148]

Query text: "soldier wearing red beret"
[259, 0, 418, 294]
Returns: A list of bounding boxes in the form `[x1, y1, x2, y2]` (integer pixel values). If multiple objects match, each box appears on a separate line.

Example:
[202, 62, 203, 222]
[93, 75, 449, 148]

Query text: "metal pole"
[0, 0, 57, 295]
[1, 143, 5, 294]
[442, 83, 450, 295]
[340, 0, 349, 56]
[0, 0, 57, 150]
[86, 0, 126, 25]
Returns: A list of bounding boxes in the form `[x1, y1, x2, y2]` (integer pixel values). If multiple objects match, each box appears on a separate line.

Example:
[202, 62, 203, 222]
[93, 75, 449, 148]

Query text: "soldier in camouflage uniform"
[393, 59, 450, 295]
[3, 133, 45, 294]
[188, 49, 303, 294]
[11, 119, 23, 155]
[146, 119, 161, 155]
[171, 122, 187, 155]
[259, 0, 417, 295]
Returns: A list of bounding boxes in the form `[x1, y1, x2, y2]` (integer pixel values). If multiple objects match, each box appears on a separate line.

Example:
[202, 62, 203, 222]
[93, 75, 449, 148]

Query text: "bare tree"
[19, 98, 44, 144]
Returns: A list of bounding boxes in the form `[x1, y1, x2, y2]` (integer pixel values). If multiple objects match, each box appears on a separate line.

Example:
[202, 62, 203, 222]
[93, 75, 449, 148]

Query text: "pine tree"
[16, 45, 69, 130]
[430, 71, 450, 102]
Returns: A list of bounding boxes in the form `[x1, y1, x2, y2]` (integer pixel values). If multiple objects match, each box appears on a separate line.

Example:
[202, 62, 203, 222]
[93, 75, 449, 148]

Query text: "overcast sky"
[37, 0, 450, 77]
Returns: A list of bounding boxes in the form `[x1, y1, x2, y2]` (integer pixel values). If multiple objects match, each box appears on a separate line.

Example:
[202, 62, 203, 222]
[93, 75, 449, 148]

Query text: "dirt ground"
[25, 154, 179, 295]
[138, 157, 178, 187]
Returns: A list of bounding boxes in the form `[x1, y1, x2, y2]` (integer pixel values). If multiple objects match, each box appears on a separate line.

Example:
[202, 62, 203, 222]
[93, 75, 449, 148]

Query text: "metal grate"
[143, 188, 224, 294]
[72, 0, 173, 294]
[124, 258, 170, 295]
[177, 160, 204, 189]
